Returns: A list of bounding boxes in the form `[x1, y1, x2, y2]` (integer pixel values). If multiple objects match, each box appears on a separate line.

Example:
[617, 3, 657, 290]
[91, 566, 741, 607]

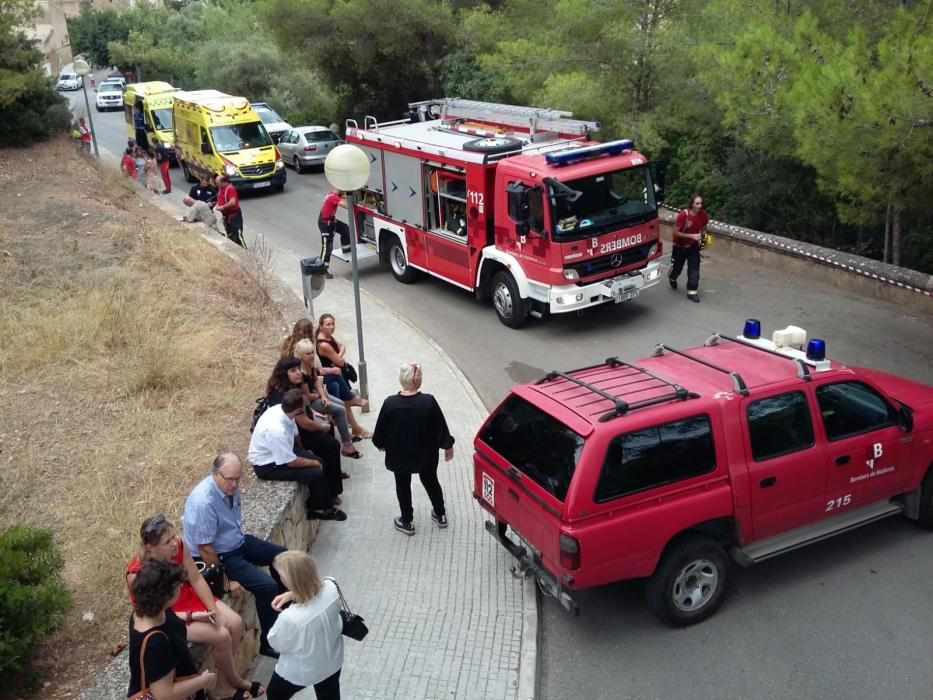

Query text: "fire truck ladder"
[410, 98, 601, 137]
[537, 358, 696, 422]
[652, 343, 750, 396]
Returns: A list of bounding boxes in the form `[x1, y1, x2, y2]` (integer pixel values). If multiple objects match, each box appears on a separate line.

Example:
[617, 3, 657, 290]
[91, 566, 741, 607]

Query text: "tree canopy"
[58, 0, 933, 273]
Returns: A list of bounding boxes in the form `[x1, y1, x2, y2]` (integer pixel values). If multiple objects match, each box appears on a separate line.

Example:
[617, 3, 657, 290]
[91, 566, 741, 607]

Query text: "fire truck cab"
[344, 99, 666, 328]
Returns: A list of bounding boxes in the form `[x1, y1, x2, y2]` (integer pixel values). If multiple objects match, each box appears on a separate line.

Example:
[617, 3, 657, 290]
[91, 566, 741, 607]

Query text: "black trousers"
[267, 669, 341, 700]
[252, 447, 332, 512]
[669, 244, 701, 293]
[217, 534, 286, 648]
[394, 468, 445, 523]
[318, 218, 350, 269]
[298, 427, 343, 497]
[224, 211, 246, 247]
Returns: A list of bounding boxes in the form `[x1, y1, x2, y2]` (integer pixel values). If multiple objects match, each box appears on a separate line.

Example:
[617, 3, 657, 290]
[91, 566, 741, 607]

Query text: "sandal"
[341, 471, 351, 479]
[352, 431, 373, 441]
[220, 681, 265, 700]
[341, 449, 363, 459]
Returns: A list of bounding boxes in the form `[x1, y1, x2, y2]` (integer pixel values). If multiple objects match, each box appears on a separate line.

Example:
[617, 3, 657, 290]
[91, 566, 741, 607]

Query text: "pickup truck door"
[742, 389, 826, 541]
[815, 380, 904, 514]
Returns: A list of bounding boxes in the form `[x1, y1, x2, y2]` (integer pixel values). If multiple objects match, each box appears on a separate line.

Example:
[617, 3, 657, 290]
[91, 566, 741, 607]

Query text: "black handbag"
[197, 561, 226, 598]
[341, 362, 358, 384]
[328, 578, 368, 641]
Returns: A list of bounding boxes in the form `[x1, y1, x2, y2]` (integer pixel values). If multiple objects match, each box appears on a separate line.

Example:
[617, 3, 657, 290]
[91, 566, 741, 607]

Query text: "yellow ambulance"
[124, 81, 178, 159]
[172, 90, 286, 192]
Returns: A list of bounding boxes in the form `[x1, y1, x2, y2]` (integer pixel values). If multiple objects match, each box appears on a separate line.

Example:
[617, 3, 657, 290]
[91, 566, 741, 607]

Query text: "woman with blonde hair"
[267, 551, 344, 700]
[373, 362, 455, 536]
[126, 514, 265, 699]
[294, 338, 370, 442]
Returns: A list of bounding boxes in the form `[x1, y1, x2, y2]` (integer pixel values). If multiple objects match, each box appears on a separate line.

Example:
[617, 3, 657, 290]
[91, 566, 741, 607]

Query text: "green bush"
[0, 526, 72, 679]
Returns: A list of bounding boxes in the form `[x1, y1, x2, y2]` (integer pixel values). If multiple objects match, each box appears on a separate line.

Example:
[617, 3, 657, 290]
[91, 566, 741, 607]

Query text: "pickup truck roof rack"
[652, 343, 750, 396]
[704, 333, 812, 381]
[537, 357, 696, 422]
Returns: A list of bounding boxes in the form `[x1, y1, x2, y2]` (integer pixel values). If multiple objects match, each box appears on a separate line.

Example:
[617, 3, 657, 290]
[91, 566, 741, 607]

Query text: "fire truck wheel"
[181, 161, 197, 184]
[918, 466, 933, 530]
[462, 137, 523, 155]
[492, 271, 530, 328]
[388, 237, 419, 283]
[645, 535, 729, 627]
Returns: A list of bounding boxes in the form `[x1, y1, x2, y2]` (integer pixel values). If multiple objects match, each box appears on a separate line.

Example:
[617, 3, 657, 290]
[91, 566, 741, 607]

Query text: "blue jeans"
[218, 534, 286, 646]
[323, 374, 356, 402]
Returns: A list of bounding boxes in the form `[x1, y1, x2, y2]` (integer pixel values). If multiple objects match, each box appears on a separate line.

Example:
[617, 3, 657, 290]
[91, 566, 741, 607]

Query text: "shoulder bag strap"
[324, 577, 352, 614]
[136, 629, 167, 695]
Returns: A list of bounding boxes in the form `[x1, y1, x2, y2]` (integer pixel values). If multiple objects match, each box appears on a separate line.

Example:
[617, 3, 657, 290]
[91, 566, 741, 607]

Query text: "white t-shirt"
[248, 404, 298, 466]
[268, 579, 344, 686]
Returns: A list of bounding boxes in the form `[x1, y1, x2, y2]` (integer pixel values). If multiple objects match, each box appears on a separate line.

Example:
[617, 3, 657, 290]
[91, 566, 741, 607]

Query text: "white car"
[57, 73, 82, 91]
[251, 102, 291, 144]
[95, 82, 123, 111]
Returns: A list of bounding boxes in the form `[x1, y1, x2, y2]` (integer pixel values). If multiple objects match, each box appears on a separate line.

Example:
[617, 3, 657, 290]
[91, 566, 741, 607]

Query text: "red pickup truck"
[473, 322, 933, 625]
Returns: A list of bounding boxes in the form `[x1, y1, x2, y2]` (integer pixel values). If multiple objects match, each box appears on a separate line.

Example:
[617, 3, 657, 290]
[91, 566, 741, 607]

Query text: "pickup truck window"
[480, 396, 583, 501]
[746, 391, 815, 461]
[816, 381, 897, 441]
[596, 415, 715, 502]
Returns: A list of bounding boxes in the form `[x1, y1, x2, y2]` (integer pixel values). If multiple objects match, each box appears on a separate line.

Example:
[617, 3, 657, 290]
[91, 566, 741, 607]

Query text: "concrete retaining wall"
[659, 207, 933, 313]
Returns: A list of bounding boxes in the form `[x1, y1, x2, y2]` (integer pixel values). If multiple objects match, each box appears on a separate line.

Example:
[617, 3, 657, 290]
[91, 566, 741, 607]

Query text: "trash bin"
[300, 256, 327, 312]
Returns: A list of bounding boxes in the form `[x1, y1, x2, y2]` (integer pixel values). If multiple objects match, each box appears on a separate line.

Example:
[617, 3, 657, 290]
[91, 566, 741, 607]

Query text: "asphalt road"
[74, 89, 933, 700]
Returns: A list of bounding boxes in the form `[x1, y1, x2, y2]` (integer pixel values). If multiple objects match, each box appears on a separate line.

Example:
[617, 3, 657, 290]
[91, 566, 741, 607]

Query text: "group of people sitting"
[247, 314, 371, 523]
[126, 454, 346, 700]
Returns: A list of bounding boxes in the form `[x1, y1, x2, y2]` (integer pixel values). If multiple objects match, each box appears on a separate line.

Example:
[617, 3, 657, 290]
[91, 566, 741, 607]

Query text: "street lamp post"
[72, 57, 99, 157]
[323, 144, 373, 411]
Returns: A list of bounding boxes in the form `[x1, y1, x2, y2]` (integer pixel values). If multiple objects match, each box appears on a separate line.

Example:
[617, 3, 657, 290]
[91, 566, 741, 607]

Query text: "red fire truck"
[343, 99, 666, 328]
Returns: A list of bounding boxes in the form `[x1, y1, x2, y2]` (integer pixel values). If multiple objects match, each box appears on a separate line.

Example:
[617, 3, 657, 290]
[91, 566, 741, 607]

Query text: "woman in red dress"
[126, 514, 265, 699]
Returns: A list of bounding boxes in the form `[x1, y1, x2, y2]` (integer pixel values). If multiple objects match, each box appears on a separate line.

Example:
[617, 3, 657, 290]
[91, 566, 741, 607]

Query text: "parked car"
[250, 102, 291, 144]
[95, 81, 124, 111]
[277, 127, 342, 173]
[474, 320, 933, 625]
[57, 73, 82, 91]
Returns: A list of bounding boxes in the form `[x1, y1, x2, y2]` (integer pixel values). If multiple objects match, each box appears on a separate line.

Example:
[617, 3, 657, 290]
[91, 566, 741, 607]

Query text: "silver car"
[57, 73, 82, 91]
[277, 127, 342, 173]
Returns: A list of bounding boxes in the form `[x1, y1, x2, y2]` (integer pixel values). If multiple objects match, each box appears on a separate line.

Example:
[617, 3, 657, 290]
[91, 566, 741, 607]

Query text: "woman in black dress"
[127, 559, 218, 699]
[372, 362, 455, 536]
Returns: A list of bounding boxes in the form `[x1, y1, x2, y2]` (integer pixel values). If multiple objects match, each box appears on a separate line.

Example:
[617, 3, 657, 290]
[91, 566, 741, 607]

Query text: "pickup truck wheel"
[918, 467, 933, 530]
[492, 271, 530, 329]
[645, 535, 729, 627]
[388, 237, 418, 283]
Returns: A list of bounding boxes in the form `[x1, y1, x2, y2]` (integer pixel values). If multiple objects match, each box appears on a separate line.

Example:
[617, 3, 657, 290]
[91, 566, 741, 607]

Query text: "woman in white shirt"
[268, 551, 344, 700]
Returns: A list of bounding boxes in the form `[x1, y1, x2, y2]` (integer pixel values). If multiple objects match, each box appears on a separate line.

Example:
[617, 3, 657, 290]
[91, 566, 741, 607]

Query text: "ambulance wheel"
[181, 161, 196, 183]
[388, 237, 418, 284]
[645, 535, 729, 627]
[463, 136, 523, 156]
[492, 271, 529, 329]
[917, 466, 933, 530]
[293, 156, 304, 174]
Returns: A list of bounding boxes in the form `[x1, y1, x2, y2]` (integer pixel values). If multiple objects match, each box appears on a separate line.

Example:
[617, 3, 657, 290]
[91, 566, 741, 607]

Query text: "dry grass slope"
[0, 140, 284, 698]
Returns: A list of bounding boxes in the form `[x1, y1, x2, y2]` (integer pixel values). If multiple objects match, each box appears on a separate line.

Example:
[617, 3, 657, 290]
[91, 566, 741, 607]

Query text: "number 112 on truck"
[345, 99, 667, 328]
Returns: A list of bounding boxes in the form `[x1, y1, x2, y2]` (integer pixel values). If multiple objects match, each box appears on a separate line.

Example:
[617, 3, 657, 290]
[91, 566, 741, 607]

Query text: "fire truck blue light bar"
[545, 139, 635, 166]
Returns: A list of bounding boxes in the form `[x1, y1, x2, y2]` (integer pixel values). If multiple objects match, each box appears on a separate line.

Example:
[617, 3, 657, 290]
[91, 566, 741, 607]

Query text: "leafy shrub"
[0, 526, 72, 679]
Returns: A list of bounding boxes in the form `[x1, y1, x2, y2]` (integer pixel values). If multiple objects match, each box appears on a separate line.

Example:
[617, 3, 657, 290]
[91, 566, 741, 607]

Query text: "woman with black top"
[127, 559, 217, 699]
[373, 362, 455, 536]
[265, 357, 345, 497]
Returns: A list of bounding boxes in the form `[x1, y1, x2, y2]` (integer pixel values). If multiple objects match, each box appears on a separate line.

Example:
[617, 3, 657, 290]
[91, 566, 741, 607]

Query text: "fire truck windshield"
[548, 165, 656, 239]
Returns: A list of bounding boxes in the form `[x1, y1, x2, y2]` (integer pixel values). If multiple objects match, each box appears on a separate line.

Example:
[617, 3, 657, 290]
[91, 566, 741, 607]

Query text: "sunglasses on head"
[144, 513, 166, 536]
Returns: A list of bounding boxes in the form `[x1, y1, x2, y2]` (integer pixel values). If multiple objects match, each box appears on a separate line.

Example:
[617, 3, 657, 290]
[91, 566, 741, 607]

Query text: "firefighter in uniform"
[318, 189, 350, 279]
[669, 193, 709, 303]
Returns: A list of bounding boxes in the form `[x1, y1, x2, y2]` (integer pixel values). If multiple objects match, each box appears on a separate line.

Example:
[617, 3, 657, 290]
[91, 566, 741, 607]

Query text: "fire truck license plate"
[482, 472, 495, 507]
[614, 286, 639, 303]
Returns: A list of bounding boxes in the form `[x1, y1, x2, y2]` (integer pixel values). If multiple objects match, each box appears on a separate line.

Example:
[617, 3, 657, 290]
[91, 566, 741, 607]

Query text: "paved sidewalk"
[251, 235, 536, 700]
[141, 185, 537, 700]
